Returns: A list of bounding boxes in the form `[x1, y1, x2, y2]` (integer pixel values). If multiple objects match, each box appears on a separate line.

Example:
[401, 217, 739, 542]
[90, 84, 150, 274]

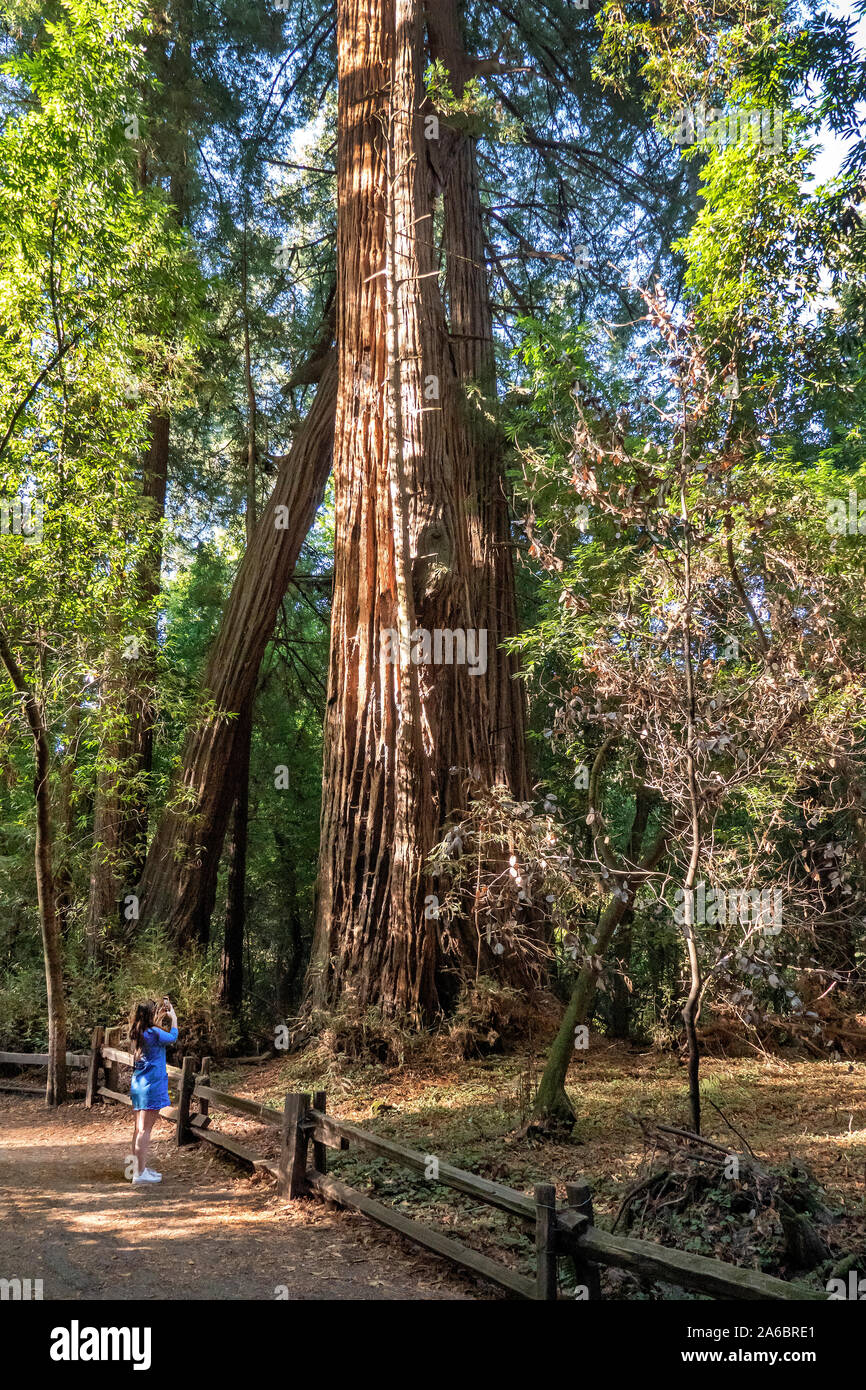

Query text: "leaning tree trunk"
[0, 626, 67, 1104]
[137, 356, 337, 945]
[531, 893, 631, 1132]
[531, 775, 666, 1132]
[308, 0, 533, 1020]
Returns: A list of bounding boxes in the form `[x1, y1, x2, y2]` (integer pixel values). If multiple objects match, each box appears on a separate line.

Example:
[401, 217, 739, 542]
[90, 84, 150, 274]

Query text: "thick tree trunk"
[0, 626, 67, 1104]
[427, 0, 531, 988]
[309, 0, 442, 1020]
[137, 357, 337, 945]
[219, 698, 252, 1015]
[308, 0, 532, 1021]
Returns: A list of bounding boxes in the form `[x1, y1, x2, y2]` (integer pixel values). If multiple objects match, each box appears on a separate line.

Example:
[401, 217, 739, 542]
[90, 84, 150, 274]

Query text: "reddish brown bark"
[309, 0, 440, 1018]
[308, 0, 530, 1020]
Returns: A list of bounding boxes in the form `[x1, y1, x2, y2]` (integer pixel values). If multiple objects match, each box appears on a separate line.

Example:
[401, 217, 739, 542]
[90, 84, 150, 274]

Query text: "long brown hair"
[129, 1000, 157, 1063]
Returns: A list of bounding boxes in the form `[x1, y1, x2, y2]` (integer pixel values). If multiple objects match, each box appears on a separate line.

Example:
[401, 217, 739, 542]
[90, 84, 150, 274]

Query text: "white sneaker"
[144, 1168, 162, 1180]
[132, 1170, 162, 1185]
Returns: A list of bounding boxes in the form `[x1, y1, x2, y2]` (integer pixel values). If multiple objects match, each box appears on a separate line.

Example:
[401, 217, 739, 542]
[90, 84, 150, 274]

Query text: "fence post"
[534, 1182, 558, 1301]
[176, 1055, 196, 1146]
[104, 1025, 121, 1092]
[566, 1180, 601, 1300]
[279, 1092, 311, 1198]
[311, 1090, 327, 1175]
[85, 1026, 104, 1109]
[198, 1056, 212, 1125]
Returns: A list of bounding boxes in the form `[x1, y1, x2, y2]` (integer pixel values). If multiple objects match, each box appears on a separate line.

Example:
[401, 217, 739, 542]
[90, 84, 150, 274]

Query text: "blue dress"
[129, 1025, 178, 1111]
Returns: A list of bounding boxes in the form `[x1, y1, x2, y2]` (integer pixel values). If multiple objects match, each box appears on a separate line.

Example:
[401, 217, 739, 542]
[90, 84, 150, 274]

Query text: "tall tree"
[85, 0, 200, 940]
[308, 0, 535, 1019]
[0, 626, 67, 1104]
[0, 0, 195, 1093]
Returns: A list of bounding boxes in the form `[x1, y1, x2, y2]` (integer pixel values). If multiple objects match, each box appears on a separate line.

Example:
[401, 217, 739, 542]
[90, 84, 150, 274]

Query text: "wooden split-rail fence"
[1, 1030, 825, 1302]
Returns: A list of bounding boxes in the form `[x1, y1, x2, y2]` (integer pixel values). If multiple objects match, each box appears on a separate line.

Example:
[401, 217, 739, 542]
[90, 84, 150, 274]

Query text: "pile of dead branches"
[698, 996, 866, 1060]
[612, 1119, 837, 1280]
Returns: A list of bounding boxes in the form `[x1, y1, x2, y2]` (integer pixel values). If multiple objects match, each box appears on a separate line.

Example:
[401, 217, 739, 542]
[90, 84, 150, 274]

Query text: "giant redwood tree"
[134, 0, 689, 971]
[307, 0, 532, 1020]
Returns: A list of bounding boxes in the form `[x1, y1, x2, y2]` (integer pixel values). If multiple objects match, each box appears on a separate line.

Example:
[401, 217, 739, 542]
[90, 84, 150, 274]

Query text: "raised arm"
[153, 997, 178, 1045]
[151, 1025, 178, 1045]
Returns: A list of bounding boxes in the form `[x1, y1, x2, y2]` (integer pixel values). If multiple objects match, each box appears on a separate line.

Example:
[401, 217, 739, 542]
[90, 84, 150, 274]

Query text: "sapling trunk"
[0, 624, 67, 1104]
[531, 896, 626, 1130]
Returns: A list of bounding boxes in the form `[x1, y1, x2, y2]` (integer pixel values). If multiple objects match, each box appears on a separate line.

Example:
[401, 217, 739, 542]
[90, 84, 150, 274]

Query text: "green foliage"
[425, 58, 524, 143]
[0, 0, 202, 732]
[0, 926, 237, 1053]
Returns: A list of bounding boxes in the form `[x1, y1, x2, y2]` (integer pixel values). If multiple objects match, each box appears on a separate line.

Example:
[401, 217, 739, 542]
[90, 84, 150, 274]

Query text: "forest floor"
[200, 1034, 866, 1297]
[2, 1035, 865, 1300]
[0, 1093, 482, 1299]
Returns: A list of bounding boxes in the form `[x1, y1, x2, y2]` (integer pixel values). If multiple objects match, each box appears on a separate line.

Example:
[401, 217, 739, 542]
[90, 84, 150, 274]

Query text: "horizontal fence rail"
[0, 1049, 90, 1096]
[4, 1029, 829, 1301]
[0, 1051, 89, 1068]
[304, 1107, 537, 1222]
[306, 1167, 537, 1298]
[575, 1226, 823, 1302]
[193, 1082, 282, 1126]
[100, 1044, 183, 1080]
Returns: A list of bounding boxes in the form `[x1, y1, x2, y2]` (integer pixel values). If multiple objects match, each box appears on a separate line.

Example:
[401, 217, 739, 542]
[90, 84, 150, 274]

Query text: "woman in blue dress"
[128, 997, 178, 1185]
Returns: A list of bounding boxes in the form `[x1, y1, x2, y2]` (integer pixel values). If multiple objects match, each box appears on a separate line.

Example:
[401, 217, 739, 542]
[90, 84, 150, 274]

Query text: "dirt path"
[0, 1095, 481, 1300]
